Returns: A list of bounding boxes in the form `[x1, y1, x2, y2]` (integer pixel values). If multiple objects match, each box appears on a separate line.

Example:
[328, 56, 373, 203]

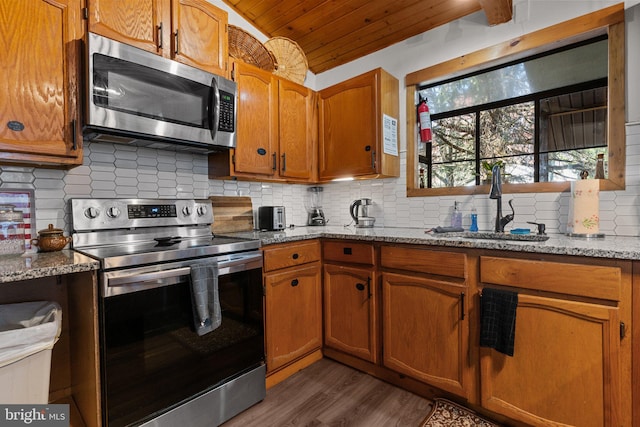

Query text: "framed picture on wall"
[0, 189, 35, 250]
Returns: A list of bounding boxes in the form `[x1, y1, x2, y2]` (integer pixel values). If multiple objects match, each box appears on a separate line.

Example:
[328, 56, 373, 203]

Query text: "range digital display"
[128, 204, 177, 218]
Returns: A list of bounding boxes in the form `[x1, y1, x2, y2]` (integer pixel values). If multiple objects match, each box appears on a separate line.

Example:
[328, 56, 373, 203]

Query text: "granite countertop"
[0, 250, 100, 284]
[222, 225, 640, 260]
[2, 226, 638, 284]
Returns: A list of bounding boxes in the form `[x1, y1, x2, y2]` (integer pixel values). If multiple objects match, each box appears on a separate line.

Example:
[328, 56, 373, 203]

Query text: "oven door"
[99, 252, 264, 427]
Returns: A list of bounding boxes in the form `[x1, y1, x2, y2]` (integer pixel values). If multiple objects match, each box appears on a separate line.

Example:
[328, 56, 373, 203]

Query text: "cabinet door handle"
[157, 22, 163, 49]
[371, 151, 376, 169]
[272, 153, 277, 170]
[292, 253, 299, 260]
[356, 278, 372, 299]
[174, 30, 179, 55]
[460, 292, 466, 321]
[71, 119, 77, 151]
[291, 279, 299, 287]
[281, 153, 286, 172]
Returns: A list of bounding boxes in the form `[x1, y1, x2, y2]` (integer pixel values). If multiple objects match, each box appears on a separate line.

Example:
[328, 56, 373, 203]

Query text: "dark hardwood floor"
[222, 358, 433, 426]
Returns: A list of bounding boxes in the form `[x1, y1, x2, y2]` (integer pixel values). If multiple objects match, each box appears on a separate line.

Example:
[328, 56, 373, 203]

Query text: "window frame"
[405, 4, 625, 197]
[422, 77, 608, 187]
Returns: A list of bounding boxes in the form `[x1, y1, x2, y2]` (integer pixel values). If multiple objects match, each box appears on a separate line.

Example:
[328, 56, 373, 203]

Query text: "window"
[418, 37, 608, 189]
[405, 4, 625, 196]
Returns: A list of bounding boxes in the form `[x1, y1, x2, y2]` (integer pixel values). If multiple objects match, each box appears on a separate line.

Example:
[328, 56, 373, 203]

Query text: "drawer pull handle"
[292, 253, 299, 260]
[291, 279, 299, 287]
[343, 247, 352, 255]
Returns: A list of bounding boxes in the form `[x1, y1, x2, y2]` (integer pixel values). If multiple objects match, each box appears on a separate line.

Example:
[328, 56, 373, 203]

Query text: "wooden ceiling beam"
[477, 0, 512, 25]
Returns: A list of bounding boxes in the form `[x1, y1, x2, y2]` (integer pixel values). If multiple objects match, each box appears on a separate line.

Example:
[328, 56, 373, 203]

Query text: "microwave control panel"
[218, 90, 235, 132]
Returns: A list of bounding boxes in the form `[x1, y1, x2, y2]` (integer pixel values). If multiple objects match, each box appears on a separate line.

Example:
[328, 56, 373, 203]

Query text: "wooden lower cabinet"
[480, 292, 621, 427]
[480, 255, 632, 427]
[268, 240, 634, 427]
[323, 263, 378, 363]
[263, 241, 322, 374]
[0, 272, 100, 427]
[379, 245, 471, 400]
[382, 272, 470, 399]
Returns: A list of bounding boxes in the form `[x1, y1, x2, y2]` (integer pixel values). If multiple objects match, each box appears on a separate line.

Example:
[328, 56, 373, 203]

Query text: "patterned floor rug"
[420, 398, 501, 426]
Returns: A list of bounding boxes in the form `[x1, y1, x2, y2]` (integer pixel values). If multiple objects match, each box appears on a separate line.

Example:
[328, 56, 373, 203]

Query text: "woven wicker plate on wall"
[265, 37, 308, 84]
[228, 25, 276, 72]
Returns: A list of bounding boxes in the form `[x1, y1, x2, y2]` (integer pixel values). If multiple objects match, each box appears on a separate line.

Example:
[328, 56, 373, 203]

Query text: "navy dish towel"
[480, 288, 518, 356]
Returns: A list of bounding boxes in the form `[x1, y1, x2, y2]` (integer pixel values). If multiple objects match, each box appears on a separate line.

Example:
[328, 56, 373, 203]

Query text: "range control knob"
[196, 205, 208, 216]
[182, 206, 192, 216]
[106, 207, 121, 218]
[84, 207, 100, 219]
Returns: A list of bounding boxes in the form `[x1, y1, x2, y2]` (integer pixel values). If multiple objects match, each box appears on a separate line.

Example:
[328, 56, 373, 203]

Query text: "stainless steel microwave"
[84, 32, 236, 152]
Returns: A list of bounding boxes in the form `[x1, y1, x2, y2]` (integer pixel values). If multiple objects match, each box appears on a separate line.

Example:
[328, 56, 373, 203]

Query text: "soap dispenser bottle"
[451, 201, 462, 228]
[470, 207, 478, 232]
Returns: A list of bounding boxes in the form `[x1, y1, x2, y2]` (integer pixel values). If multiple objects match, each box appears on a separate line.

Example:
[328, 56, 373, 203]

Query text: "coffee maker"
[305, 186, 326, 226]
[350, 198, 375, 228]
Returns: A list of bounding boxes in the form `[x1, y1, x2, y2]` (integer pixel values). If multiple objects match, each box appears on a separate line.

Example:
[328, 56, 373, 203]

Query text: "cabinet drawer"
[263, 240, 320, 272]
[381, 246, 466, 279]
[323, 241, 375, 265]
[480, 256, 622, 301]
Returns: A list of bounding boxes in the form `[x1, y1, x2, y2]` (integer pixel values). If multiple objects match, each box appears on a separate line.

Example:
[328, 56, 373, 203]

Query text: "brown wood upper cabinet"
[319, 68, 400, 181]
[209, 60, 317, 182]
[87, 0, 228, 76]
[0, 0, 83, 167]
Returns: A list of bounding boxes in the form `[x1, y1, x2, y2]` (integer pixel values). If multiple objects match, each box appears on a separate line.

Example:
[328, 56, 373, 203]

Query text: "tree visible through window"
[418, 37, 608, 188]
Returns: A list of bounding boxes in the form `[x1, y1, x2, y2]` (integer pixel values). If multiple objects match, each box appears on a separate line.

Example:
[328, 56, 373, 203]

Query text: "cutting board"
[210, 196, 254, 233]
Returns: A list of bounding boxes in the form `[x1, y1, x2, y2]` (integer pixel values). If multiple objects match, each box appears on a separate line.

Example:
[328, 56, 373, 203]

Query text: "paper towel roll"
[567, 180, 600, 234]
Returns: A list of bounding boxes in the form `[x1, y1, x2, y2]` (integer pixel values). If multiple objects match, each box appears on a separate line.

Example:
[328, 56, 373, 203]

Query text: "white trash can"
[0, 301, 62, 404]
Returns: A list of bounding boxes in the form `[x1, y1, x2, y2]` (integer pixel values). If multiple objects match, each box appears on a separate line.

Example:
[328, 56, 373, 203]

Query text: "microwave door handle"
[209, 78, 220, 141]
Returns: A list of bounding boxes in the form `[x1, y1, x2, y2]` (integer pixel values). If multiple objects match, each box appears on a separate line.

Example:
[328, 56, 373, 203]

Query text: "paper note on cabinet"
[383, 114, 398, 156]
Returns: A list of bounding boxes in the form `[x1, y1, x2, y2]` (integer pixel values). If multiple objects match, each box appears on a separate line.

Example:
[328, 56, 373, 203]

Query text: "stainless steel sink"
[436, 231, 549, 242]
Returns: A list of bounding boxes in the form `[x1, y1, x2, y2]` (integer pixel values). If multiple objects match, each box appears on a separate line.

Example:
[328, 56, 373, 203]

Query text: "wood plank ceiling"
[222, 0, 513, 74]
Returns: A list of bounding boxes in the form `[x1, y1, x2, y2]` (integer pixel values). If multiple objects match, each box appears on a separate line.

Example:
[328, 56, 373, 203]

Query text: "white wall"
[283, 0, 640, 235]
[218, 0, 640, 236]
[2, 1, 639, 237]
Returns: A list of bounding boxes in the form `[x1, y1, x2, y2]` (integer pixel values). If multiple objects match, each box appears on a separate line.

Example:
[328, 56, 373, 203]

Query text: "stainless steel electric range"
[71, 198, 265, 427]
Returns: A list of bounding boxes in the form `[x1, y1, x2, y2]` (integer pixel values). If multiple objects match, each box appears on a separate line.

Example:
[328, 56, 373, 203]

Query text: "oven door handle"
[103, 251, 263, 297]
[218, 253, 263, 276]
[108, 267, 191, 288]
